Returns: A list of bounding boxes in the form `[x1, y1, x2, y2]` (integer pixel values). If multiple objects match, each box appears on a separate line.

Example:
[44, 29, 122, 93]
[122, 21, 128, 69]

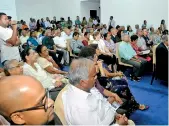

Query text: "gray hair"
[4, 59, 19, 70]
[161, 35, 168, 43]
[68, 58, 93, 86]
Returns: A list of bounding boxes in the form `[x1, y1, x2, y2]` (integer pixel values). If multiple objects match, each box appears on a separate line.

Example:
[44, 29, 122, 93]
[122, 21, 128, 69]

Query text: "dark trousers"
[121, 58, 147, 77]
[49, 50, 64, 69]
[98, 54, 116, 70]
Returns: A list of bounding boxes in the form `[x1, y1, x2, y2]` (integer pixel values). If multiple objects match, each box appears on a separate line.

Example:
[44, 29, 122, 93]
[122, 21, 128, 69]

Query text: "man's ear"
[79, 79, 88, 88]
[10, 112, 25, 125]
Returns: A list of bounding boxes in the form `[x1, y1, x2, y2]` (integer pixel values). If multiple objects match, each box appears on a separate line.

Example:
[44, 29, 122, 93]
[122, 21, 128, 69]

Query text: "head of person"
[161, 35, 168, 47]
[83, 17, 86, 21]
[53, 16, 56, 21]
[69, 58, 98, 92]
[3, 60, 23, 76]
[122, 34, 130, 43]
[79, 46, 97, 59]
[137, 29, 143, 36]
[135, 24, 139, 29]
[110, 16, 113, 20]
[93, 31, 101, 41]
[156, 29, 160, 35]
[0, 13, 9, 28]
[36, 45, 49, 58]
[30, 18, 33, 22]
[150, 27, 154, 33]
[7, 16, 12, 25]
[0, 75, 54, 125]
[104, 33, 111, 41]
[127, 25, 132, 32]
[21, 48, 38, 63]
[68, 17, 70, 20]
[130, 35, 138, 44]
[46, 17, 49, 21]
[161, 19, 165, 25]
[41, 18, 44, 22]
[144, 20, 147, 25]
[116, 25, 120, 31]
[84, 32, 90, 39]
[22, 28, 28, 37]
[73, 32, 79, 40]
[110, 28, 117, 36]
[103, 24, 107, 29]
[162, 30, 168, 35]
[30, 31, 37, 38]
[45, 29, 52, 37]
[142, 28, 148, 36]
[65, 28, 71, 36]
[76, 16, 79, 20]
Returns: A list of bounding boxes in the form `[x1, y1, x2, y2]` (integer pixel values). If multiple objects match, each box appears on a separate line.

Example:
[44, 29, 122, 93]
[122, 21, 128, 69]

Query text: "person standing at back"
[0, 12, 21, 65]
[75, 16, 81, 27]
[108, 16, 115, 29]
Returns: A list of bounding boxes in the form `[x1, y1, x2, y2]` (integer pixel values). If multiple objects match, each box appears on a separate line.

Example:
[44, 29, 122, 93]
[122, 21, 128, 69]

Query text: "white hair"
[68, 58, 93, 86]
[161, 35, 168, 43]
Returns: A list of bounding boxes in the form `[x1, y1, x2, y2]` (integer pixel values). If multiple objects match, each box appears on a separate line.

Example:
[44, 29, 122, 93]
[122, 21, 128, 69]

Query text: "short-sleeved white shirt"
[0, 26, 21, 63]
[53, 36, 67, 48]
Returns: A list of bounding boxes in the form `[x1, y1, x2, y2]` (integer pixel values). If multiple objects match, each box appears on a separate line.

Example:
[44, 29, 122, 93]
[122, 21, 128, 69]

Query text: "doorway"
[90, 10, 97, 19]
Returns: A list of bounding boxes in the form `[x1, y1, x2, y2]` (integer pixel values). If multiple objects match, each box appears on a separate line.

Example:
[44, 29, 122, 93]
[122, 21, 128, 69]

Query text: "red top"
[82, 40, 88, 46]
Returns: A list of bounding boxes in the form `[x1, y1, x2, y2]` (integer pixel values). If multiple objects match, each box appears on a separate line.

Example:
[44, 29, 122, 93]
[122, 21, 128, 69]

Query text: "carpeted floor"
[63, 66, 168, 125]
[128, 73, 168, 125]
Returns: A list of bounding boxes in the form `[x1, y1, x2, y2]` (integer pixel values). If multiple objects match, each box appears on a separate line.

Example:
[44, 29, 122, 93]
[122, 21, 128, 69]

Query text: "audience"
[93, 31, 116, 71]
[62, 58, 133, 125]
[82, 32, 90, 46]
[42, 29, 64, 69]
[104, 32, 116, 54]
[110, 28, 118, 43]
[70, 32, 84, 55]
[136, 29, 148, 51]
[53, 29, 69, 65]
[156, 35, 168, 82]
[119, 34, 147, 81]
[75, 16, 81, 26]
[108, 16, 116, 29]
[0, 12, 21, 65]
[160, 19, 167, 32]
[142, 28, 153, 47]
[67, 17, 73, 27]
[81, 17, 87, 26]
[0, 12, 167, 125]
[27, 31, 39, 48]
[36, 45, 67, 75]
[20, 28, 29, 45]
[0, 75, 62, 125]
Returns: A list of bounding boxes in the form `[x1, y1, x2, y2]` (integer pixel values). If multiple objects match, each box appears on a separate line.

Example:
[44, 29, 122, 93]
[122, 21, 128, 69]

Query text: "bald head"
[0, 76, 44, 116]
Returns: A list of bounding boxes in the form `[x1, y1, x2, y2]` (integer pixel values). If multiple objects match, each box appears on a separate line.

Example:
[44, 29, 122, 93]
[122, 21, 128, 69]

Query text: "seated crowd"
[0, 12, 168, 125]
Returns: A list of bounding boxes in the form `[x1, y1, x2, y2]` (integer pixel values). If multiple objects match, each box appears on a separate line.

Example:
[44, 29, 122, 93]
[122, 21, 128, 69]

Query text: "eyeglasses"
[9, 89, 49, 117]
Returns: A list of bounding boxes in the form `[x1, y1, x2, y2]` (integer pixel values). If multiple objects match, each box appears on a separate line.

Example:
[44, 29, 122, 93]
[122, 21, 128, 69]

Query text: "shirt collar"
[70, 85, 92, 99]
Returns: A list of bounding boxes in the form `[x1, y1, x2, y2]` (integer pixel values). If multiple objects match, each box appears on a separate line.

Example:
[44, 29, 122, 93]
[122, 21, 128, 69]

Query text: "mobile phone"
[112, 101, 121, 110]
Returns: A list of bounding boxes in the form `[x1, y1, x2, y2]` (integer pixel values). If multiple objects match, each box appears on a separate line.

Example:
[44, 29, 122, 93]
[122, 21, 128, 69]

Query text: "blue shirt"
[27, 37, 39, 47]
[119, 41, 136, 60]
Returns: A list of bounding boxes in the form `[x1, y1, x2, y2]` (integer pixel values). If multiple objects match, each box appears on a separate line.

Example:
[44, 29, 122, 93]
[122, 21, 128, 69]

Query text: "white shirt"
[45, 21, 51, 28]
[137, 36, 148, 51]
[108, 20, 116, 28]
[93, 39, 106, 53]
[61, 32, 72, 40]
[0, 26, 21, 63]
[62, 85, 117, 125]
[93, 20, 98, 25]
[53, 36, 67, 48]
[23, 63, 55, 88]
[20, 35, 29, 45]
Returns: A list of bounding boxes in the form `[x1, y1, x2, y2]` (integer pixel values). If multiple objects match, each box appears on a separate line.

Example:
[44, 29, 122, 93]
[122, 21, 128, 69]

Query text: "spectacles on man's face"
[9, 89, 49, 117]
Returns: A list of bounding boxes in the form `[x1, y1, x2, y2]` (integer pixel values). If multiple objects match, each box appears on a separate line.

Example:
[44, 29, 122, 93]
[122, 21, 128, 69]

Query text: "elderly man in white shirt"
[0, 12, 21, 64]
[53, 29, 69, 65]
[62, 58, 133, 125]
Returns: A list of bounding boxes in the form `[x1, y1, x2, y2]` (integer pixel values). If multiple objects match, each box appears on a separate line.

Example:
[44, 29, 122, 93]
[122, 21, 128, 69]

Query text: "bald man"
[0, 75, 62, 125]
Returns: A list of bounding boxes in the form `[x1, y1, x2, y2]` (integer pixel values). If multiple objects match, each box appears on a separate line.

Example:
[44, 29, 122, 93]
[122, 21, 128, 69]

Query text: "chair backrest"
[116, 42, 133, 67]
[152, 44, 159, 65]
[66, 39, 73, 56]
[54, 84, 69, 125]
[116, 42, 121, 62]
